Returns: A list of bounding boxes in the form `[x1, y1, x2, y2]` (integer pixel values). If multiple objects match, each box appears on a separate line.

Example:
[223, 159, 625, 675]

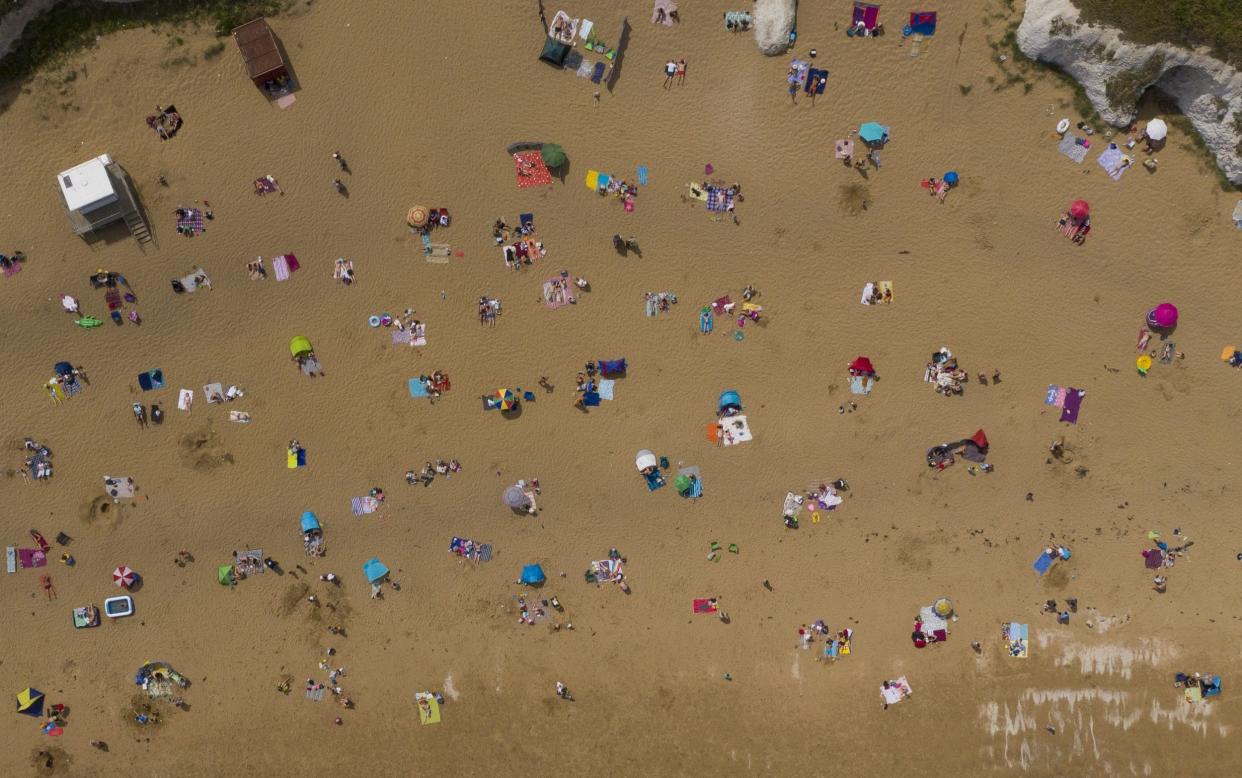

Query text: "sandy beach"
[2, 0, 1242, 775]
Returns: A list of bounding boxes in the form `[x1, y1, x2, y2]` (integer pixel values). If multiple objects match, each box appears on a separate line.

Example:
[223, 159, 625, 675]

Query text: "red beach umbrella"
[113, 565, 135, 588]
[1069, 200, 1090, 220]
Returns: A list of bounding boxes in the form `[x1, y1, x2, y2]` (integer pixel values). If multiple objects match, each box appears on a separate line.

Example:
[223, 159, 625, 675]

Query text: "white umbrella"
[1145, 118, 1167, 141]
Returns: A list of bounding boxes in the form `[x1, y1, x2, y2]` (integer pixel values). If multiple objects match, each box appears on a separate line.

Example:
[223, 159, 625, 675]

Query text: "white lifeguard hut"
[57, 154, 150, 243]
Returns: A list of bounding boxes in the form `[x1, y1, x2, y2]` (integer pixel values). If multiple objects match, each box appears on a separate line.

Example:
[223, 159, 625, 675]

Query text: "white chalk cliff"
[1017, 0, 1242, 184]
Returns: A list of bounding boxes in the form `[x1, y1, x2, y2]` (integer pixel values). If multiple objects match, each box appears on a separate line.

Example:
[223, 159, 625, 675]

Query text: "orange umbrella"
[407, 205, 429, 228]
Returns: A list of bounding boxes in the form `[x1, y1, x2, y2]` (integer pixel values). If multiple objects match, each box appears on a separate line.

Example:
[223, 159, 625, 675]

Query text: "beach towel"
[5, 546, 14, 574]
[805, 68, 828, 94]
[105, 289, 122, 310]
[879, 281, 893, 301]
[1097, 145, 1130, 181]
[18, 548, 46, 568]
[585, 170, 600, 190]
[598, 379, 615, 401]
[1058, 134, 1090, 164]
[203, 383, 224, 403]
[3, 260, 22, 278]
[861, 282, 876, 305]
[416, 692, 441, 725]
[637, 166, 649, 186]
[351, 496, 381, 516]
[514, 151, 553, 188]
[228, 411, 251, 423]
[645, 470, 665, 490]
[176, 208, 205, 235]
[850, 375, 874, 395]
[392, 329, 414, 346]
[719, 414, 753, 446]
[582, 391, 601, 407]
[1060, 388, 1085, 423]
[272, 255, 293, 281]
[408, 378, 431, 398]
[693, 598, 719, 614]
[1144, 548, 1165, 569]
[705, 187, 735, 213]
[287, 447, 306, 469]
[591, 62, 606, 83]
[450, 537, 493, 562]
[1033, 551, 1054, 575]
[64, 380, 83, 397]
[305, 686, 325, 701]
[542, 278, 574, 309]
[880, 676, 912, 706]
[1044, 384, 1060, 406]
[254, 176, 279, 195]
[687, 182, 708, 202]
[651, 0, 677, 25]
[177, 389, 193, 412]
[1004, 623, 1030, 658]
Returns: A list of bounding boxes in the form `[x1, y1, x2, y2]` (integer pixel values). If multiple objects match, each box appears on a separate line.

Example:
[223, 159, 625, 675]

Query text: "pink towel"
[285, 253, 300, 272]
[1053, 387, 1067, 408]
[272, 255, 290, 281]
[18, 548, 46, 568]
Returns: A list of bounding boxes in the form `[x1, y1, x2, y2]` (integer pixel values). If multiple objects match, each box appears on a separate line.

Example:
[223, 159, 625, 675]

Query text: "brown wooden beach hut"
[232, 18, 289, 90]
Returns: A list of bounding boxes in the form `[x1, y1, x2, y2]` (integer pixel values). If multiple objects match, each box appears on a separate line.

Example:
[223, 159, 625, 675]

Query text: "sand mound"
[178, 425, 234, 471]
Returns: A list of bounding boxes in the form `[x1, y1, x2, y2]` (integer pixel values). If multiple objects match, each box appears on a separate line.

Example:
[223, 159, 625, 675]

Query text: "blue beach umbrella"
[858, 122, 888, 144]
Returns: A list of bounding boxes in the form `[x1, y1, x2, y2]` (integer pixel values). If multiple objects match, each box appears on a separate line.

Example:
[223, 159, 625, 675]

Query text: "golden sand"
[2, 1, 1241, 775]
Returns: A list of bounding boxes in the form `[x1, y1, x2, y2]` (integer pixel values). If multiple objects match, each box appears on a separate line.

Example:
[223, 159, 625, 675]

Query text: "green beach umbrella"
[541, 144, 567, 168]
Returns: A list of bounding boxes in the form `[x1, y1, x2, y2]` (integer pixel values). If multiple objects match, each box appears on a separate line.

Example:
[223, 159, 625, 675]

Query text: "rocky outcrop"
[1017, 0, 1242, 184]
[753, 0, 795, 56]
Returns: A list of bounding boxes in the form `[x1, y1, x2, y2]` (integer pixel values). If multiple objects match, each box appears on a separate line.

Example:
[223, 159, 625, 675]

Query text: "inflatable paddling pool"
[104, 595, 134, 618]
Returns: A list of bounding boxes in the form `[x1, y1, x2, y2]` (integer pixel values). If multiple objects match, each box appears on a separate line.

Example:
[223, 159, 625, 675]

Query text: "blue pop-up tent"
[520, 564, 546, 585]
[363, 557, 389, 584]
[718, 390, 742, 415]
[300, 511, 320, 533]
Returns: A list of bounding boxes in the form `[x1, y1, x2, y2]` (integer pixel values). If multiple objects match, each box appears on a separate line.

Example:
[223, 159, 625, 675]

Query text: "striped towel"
[272, 255, 290, 281]
[392, 329, 414, 345]
[351, 496, 380, 516]
[176, 208, 205, 234]
[63, 380, 83, 397]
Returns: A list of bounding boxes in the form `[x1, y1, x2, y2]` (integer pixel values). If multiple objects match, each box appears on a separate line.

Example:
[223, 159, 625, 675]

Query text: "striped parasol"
[407, 205, 429, 228]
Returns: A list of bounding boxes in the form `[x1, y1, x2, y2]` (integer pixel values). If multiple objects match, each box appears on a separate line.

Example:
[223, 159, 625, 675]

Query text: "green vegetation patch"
[1075, 0, 1242, 68]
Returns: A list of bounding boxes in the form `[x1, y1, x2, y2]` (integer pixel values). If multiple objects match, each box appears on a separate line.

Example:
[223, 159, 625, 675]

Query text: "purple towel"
[18, 548, 46, 568]
[1059, 388, 1085, 423]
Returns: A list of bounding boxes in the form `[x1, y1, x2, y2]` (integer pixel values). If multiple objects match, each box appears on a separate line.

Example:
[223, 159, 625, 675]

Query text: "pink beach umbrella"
[1147, 303, 1178, 329]
[113, 565, 135, 589]
[1069, 199, 1090, 220]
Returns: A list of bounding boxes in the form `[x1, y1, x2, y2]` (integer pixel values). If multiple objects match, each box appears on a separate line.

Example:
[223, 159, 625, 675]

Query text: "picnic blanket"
[1058, 134, 1090, 163]
[719, 414, 753, 446]
[705, 187, 735, 213]
[692, 598, 719, 614]
[1060, 389, 1085, 424]
[1097, 145, 1130, 181]
[450, 536, 493, 562]
[351, 496, 381, 516]
[514, 151, 553, 188]
[542, 278, 574, 309]
[176, 208, 204, 235]
[598, 379, 615, 400]
[592, 558, 624, 581]
[1003, 622, 1029, 658]
[850, 375, 874, 395]
[880, 676, 912, 706]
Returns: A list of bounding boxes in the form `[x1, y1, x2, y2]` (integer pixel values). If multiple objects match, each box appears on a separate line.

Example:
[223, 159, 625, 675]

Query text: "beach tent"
[718, 390, 742, 415]
[635, 449, 658, 472]
[363, 557, 390, 584]
[232, 18, 289, 87]
[290, 336, 312, 358]
[300, 511, 320, 534]
[539, 37, 570, 67]
[1147, 302, 1178, 329]
[16, 688, 44, 717]
[852, 2, 880, 30]
[520, 563, 546, 585]
[858, 123, 888, 144]
[217, 565, 233, 585]
[908, 11, 937, 35]
[968, 429, 988, 451]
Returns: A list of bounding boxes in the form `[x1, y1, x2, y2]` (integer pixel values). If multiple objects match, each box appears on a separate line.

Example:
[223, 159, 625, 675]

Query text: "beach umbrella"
[540, 143, 567, 168]
[858, 122, 888, 144]
[16, 688, 44, 717]
[1145, 118, 1167, 141]
[1148, 302, 1178, 329]
[944, 171, 959, 186]
[113, 565, 135, 589]
[1069, 200, 1090, 220]
[407, 205, 429, 228]
[1136, 355, 1153, 375]
[503, 485, 531, 509]
[718, 390, 742, 415]
[495, 388, 518, 410]
[933, 597, 954, 618]
[674, 473, 693, 494]
[519, 563, 546, 585]
[289, 336, 313, 358]
[849, 356, 875, 375]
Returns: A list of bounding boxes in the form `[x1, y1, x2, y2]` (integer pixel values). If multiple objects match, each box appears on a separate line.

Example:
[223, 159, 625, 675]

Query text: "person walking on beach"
[332, 150, 349, 173]
[663, 59, 677, 89]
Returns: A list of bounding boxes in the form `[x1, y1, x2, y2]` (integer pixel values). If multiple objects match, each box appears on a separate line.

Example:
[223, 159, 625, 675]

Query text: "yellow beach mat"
[585, 170, 600, 190]
[879, 281, 893, 301]
[687, 182, 708, 201]
[416, 692, 441, 725]
[287, 450, 298, 469]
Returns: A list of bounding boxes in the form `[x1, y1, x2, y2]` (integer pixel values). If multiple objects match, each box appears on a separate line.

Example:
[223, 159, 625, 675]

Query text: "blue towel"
[597, 379, 615, 401]
[523, 391, 535, 401]
[645, 471, 665, 491]
[138, 372, 152, 391]
[850, 375, 873, 395]
[591, 62, 605, 83]
[1032, 552, 1054, 576]
[636, 166, 649, 186]
[1044, 384, 1060, 405]
[689, 478, 703, 498]
[582, 392, 601, 406]
[296, 448, 307, 467]
[408, 379, 430, 398]
[700, 311, 713, 333]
